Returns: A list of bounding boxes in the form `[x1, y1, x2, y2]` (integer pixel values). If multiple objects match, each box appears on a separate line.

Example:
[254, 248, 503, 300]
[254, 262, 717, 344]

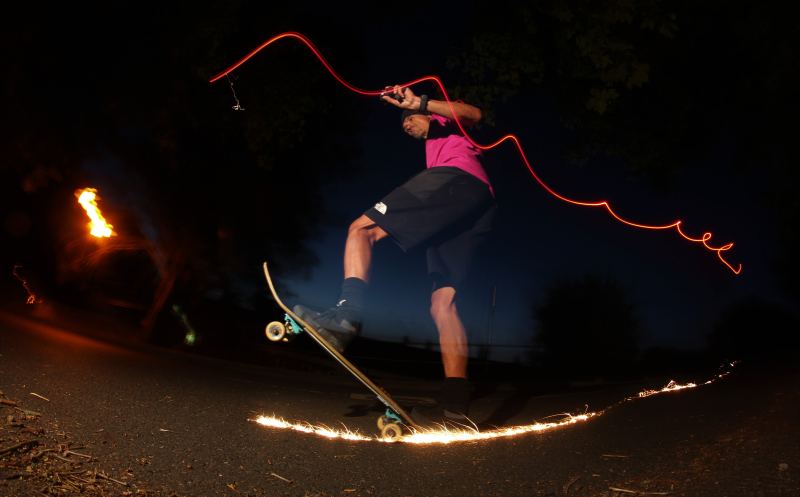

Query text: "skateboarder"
[295, 84, 496, 426]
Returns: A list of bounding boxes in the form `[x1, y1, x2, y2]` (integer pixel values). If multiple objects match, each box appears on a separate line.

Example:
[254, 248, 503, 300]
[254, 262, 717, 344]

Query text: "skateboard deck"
[262, 261, 418, 439]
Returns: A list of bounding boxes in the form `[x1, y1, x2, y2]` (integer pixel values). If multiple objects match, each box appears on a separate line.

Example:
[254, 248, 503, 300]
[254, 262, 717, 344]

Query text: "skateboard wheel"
[380, 423, 403, 442]
[377, 415, 389, 431]
[265, 321, 286, 342]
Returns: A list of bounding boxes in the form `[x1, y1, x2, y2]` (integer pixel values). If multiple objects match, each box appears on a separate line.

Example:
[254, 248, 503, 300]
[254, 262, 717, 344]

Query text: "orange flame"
[75, 188, 114, 238]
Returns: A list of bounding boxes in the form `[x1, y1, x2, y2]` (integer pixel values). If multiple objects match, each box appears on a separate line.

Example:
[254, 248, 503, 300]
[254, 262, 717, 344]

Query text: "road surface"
[1, 305, 798, 496]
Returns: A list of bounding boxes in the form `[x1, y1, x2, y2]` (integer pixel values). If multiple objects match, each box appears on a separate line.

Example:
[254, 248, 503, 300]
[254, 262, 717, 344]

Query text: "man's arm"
[381, 85, 482, 125]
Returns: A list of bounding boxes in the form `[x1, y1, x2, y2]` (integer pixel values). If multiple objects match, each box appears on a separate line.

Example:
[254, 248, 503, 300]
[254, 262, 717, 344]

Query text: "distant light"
[172, 304, 198, 346]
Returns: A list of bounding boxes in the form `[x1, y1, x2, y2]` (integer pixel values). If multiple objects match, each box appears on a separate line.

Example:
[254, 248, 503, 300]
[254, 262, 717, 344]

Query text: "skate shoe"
[410, 377, 474, 429]
[293, 304, 360, 353]
[410, 403, 472, 429]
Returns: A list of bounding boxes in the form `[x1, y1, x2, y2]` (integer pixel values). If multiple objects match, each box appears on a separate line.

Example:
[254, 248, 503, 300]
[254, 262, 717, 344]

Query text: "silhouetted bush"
[532, 275, 641, 379]
[707, 296, 800, 364]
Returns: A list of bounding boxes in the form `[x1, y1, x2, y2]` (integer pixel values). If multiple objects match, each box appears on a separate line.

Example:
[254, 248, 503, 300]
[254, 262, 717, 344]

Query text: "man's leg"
[430, 286, 468, 378]
[416, 200, 496, 423]
[293, 215, 389, 353]
[409, 285, 472, 423]
[344, 215, 390, 282]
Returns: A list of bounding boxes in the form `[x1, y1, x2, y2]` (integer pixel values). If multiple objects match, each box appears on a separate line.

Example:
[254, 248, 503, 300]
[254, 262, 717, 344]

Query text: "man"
[294, 84, 496, 426]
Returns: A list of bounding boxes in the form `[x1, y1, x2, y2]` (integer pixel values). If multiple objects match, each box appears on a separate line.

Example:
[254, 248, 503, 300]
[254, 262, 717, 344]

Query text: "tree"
[0, 2, 365, 341]
[707, 296, 800, 363]
[449, 0, 800, 304]
[447, 0, 680, 183]
[533, 274, 641, 379]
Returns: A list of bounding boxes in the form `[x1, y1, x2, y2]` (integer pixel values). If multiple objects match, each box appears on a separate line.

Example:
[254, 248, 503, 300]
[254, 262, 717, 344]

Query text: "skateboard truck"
[265, 314, 303, 342]
[377, 409, 404, 439]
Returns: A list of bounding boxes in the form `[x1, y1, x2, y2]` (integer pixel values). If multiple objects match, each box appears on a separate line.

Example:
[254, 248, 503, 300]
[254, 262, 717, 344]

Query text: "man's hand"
[380, 85, 422, 110]
[381, 84, 483, 125]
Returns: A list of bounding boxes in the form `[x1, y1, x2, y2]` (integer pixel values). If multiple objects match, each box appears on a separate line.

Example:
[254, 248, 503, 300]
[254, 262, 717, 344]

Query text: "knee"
[348, 216, 372, 236]
[348, 215, 388, 243]
[430, 290, 456, 322]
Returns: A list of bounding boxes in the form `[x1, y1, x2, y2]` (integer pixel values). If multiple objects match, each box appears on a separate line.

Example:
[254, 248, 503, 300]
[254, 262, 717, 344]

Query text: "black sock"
[337, 277, 367, 318]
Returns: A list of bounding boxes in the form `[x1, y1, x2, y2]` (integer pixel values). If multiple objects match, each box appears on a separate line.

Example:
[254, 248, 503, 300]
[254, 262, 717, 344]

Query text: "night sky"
[2, 1, 797, 365]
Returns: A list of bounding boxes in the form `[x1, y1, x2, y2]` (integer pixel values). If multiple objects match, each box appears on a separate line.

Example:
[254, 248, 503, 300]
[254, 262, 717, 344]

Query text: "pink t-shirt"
[425, 114, 493, 194]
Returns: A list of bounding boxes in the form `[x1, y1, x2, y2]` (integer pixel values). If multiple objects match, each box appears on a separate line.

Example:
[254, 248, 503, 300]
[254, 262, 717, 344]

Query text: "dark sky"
[2, 1, 796, 363]
[213, 4, 782, 359]
[290, 104, 774, 361]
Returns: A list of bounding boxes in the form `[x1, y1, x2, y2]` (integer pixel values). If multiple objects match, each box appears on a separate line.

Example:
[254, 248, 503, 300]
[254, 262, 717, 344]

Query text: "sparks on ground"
[253, 365, 736, 444]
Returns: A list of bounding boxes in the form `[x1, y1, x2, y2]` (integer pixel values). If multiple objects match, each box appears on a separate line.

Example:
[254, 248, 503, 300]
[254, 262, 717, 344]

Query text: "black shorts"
[364, 166, 496, 289]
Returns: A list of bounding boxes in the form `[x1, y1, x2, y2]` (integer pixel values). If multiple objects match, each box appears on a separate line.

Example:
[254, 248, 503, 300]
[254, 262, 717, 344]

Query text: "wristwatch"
[419, 94, 429, 114]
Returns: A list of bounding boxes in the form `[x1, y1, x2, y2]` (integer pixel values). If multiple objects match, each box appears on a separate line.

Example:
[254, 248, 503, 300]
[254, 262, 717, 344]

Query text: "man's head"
[401, 109, 430, 140]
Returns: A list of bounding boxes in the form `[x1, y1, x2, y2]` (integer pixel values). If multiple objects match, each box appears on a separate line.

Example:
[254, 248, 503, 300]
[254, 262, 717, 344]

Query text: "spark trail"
[250, 362, 738, 444]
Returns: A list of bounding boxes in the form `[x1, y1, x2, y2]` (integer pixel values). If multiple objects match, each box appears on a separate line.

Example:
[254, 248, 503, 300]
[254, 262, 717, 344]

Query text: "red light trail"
[209, 32, 741, 274]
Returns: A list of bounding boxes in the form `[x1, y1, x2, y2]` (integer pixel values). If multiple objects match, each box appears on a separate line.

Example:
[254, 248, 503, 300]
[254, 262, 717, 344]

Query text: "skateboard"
[262, 261, 418, 440]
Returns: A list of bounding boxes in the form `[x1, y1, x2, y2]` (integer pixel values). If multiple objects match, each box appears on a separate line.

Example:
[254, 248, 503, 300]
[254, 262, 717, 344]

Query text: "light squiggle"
[210, 32, 741, 274]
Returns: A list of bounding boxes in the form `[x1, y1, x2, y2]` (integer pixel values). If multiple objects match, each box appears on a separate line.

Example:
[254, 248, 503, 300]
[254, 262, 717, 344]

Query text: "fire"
[75, 188, 114, 238]
[252, 362, 738, 444]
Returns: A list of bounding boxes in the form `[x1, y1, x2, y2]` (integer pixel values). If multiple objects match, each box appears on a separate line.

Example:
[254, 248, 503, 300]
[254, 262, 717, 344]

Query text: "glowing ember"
[75, 188, 114, 238]
[634, 363, 738, 399]
[637, 380, 698, 398]
[252, 363, 738, 444]
[12, 264, 42, 304]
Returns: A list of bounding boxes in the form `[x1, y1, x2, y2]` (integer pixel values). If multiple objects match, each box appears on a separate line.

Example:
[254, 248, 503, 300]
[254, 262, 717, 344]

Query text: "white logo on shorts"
[374, 202, 388, 215]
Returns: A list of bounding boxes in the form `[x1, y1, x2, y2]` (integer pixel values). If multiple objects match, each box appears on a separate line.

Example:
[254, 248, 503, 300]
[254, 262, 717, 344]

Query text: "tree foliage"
[707, 296, 800, 363]
[449, 0, 799, 302]
[0, 2, 365, 337]
[533, 274, 640, 378]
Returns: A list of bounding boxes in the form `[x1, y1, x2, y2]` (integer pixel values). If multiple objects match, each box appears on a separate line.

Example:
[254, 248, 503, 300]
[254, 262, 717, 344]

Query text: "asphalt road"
[1, 306, 798, 497]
